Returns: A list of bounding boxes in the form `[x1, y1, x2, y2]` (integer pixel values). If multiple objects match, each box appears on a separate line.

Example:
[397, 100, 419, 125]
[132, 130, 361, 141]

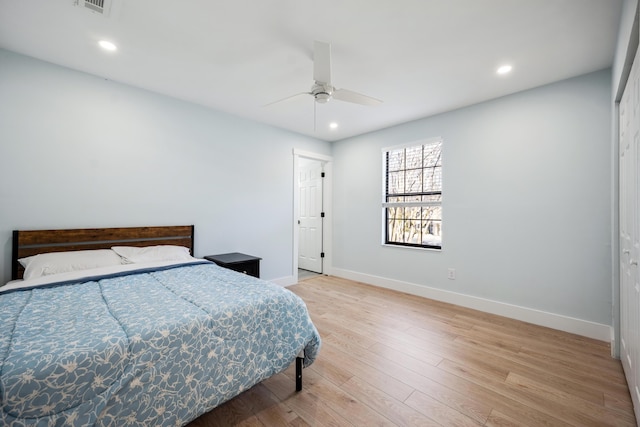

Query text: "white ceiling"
[0, 0, 623, 142]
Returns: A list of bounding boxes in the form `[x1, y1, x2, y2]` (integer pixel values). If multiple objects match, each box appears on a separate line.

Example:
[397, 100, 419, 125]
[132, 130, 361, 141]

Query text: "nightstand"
[204, 252, 261, 278]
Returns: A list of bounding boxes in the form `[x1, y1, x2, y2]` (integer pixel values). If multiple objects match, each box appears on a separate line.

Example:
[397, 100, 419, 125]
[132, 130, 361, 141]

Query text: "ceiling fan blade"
[333, 88, 383, 106]
[313, 41, 331, 84]
[263, 92, 311, 107]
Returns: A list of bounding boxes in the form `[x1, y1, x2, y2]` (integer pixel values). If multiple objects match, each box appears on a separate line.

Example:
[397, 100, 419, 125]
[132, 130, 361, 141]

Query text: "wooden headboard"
[12, 225, 194, 280]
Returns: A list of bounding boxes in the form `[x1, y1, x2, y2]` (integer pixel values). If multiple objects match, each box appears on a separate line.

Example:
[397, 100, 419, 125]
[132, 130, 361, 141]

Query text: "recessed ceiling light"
[98, 40, 117, 51]
[497, 65, 512, 75]
[329, 122, 338, 129]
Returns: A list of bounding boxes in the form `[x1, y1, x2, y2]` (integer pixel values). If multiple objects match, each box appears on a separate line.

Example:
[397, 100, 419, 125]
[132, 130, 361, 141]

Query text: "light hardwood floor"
[188, 275, 636, 426]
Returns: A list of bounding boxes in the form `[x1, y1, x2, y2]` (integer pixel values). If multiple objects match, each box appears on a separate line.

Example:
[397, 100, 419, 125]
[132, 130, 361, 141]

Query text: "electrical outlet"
[447, 268, 456, 280]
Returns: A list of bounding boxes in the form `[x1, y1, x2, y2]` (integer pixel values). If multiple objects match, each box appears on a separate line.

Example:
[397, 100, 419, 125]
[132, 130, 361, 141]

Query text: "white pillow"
[19, 249, 124, 280]
[111, 245, 193, 264]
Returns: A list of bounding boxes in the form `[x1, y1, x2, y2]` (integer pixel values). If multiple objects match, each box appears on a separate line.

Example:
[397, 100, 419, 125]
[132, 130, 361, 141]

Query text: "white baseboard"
[269, 275, 296, 287]
[332, 267, 612, 342]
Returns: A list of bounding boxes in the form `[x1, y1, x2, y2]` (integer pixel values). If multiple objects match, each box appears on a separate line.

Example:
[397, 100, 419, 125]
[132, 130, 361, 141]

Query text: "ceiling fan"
[265, 41, 383, 108]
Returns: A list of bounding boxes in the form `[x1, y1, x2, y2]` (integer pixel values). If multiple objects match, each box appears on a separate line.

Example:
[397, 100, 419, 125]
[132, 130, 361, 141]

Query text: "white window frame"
[381, 137, 443, 250]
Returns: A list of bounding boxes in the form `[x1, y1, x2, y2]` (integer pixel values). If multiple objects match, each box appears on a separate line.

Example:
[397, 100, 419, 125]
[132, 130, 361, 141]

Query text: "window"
[383, 139, 442, 249]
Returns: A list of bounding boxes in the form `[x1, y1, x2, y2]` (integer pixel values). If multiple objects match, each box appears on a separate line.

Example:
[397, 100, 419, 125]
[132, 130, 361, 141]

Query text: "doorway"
[298, 157, 324, 274]
[619, 42, 640, 423]
[293, 150, 333, 283]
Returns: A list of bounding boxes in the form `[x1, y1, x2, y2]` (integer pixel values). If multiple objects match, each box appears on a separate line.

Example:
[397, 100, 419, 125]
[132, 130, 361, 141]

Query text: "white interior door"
[620, 43, 640, 421]
[298, 160, 323, 273]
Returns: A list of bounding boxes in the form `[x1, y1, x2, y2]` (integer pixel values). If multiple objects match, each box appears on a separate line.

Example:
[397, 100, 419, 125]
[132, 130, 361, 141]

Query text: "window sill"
[382, 243, 442, 252]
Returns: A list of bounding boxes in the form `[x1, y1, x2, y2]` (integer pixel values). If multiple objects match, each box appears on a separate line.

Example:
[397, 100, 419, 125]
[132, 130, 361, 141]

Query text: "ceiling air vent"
[74, 0, 111, 16]
[84, 0, 104, 13]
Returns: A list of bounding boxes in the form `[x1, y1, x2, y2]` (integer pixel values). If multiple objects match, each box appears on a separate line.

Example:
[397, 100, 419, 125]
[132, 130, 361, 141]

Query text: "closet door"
[621, 44, 640, 420]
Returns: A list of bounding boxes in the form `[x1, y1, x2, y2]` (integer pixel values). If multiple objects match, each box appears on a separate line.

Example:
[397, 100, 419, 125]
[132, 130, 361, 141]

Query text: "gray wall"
[332, 69, 613, 326]
[0, 49, 331, 283]
[0, 47, 617, 334]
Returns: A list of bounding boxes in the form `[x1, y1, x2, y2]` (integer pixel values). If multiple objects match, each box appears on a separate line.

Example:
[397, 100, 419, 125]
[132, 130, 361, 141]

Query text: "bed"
[0, 225, 321, 426]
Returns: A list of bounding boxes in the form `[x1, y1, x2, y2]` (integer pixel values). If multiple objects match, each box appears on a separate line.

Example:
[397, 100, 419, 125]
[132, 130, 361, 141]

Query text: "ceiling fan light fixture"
[315, 92, 331, 103]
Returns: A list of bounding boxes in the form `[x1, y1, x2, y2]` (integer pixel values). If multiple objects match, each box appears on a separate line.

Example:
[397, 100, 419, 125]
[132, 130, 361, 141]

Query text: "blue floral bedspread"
[0, 262, 321, 426]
